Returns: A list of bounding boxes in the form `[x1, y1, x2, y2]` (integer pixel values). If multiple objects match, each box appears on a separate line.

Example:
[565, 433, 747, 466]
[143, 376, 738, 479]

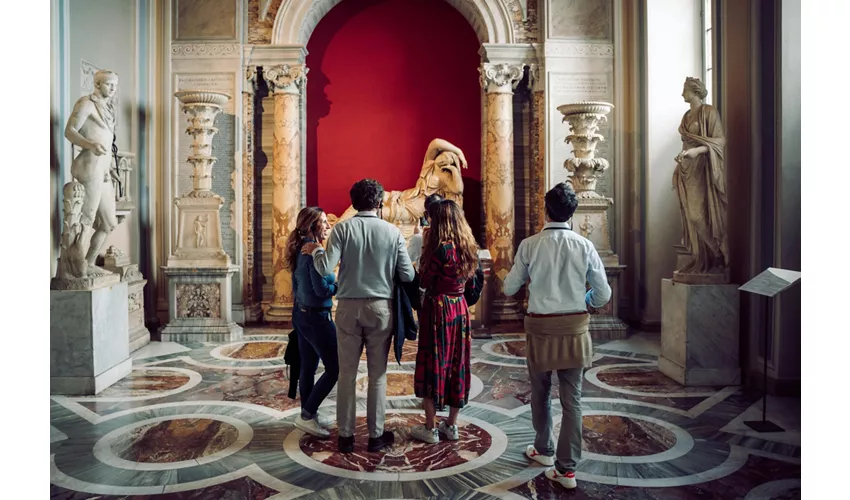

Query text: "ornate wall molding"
[171, 43, 241, 58]
[544, 42, 614, 58]
[272, 0, 514, 45]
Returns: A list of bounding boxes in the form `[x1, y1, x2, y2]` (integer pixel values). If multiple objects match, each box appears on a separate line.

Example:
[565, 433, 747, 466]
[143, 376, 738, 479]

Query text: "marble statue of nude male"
[64, 69, 120, 276]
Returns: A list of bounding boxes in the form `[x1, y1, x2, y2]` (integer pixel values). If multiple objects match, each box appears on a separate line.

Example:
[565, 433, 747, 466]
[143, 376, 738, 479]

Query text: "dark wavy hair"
[350, 178, 385, 212]
[283, 206, 325, 273]
[545, 182, 579, 222]
[421, 199, 479, 279]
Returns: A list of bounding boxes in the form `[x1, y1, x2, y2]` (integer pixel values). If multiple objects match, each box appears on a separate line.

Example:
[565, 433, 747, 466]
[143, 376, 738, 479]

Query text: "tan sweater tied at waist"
[524, 313, 592, 373]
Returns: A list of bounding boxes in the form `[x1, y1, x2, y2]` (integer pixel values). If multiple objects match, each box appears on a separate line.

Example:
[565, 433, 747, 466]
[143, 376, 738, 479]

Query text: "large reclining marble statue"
[327, 138, 467, 239]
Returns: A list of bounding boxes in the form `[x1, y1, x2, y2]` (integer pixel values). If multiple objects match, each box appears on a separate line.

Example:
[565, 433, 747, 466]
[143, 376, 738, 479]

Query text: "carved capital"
[528, 63, 545, 92]
[479, 63, 524, 93]
[243, 66, 258, 95]
[264, 64, 308, 95]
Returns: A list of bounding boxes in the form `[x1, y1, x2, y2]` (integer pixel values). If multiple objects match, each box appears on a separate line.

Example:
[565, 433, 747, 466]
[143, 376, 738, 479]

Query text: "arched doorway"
[304, 0, 482, 233]
[257, 0, 524, 324]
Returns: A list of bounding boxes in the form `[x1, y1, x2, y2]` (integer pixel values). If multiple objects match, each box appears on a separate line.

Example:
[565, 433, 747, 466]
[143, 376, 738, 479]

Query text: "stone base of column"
[588, 263, 630, 342]
[490, 297, 523, 324]
[264, 302, 293, 326]
[235, 303, 263, 324]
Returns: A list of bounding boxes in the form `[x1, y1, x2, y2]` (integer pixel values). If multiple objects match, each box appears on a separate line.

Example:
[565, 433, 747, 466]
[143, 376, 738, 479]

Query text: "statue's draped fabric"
[673, 104, 728, 273]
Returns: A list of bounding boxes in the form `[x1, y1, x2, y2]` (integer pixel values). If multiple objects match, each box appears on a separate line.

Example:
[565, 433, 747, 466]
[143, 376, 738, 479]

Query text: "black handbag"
[464, 262, 485, 306]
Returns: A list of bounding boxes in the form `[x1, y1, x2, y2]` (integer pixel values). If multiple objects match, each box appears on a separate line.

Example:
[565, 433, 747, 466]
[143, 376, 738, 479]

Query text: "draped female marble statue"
[672, 77, 729, 283]
[328, 138, 467, 239]
[55, 70, 120, 284]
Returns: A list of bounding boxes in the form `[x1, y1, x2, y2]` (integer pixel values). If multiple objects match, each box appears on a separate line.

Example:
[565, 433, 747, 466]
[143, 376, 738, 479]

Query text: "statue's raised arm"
[422, 138, 468, 170]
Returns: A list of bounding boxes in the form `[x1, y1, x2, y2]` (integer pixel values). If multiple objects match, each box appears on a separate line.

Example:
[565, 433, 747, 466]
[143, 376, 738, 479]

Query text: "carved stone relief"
[176, 283, 222, 318]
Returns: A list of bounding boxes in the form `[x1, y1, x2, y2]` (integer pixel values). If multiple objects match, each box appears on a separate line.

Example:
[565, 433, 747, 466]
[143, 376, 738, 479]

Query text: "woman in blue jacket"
[284, 207, 339, 438]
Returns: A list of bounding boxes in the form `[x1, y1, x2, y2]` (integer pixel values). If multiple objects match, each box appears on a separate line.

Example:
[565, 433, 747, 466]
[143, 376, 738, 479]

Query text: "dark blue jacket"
[293, 239, 337, 308]
[392, 274, 420, 365]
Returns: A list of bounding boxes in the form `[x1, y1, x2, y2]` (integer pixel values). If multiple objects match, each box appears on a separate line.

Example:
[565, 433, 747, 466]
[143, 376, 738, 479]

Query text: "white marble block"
[50, 282, 132, 395]
[659, 279, 741, 386]
[160, 266, 243, 342]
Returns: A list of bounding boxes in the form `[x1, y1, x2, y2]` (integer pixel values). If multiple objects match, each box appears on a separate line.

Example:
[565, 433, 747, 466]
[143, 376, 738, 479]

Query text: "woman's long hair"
[421, 199, 479, 278]
[283, 206, 325, 273]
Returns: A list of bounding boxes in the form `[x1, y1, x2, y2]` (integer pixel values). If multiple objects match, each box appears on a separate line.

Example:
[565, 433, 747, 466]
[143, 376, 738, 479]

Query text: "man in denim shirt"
[291, 209, 339, 438]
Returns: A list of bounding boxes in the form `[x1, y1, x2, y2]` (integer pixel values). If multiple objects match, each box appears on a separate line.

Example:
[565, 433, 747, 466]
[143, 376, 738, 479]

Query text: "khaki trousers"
[334, 298, 393, 438]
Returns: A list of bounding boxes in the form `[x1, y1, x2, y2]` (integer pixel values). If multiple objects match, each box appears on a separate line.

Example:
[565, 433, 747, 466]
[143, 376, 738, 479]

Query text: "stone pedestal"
[50, 281, 131, 395]
[470, 250, 493, 335]
[161, 266, 243, 342]
[589, 265, 629, 341]
[103, 246, 150, 352]
[659, 279, 741, 386]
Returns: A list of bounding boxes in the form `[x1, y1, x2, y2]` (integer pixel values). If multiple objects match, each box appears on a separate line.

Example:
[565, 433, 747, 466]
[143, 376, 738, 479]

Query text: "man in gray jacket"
[303, 178, 415, 453]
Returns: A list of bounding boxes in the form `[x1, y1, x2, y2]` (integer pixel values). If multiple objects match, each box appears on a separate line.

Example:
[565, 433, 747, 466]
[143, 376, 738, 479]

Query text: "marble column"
[528, 63, 546, 235]
[241, 66, 260, 322]
[479, 62, 524, 323]
[263, 64, 306, 324]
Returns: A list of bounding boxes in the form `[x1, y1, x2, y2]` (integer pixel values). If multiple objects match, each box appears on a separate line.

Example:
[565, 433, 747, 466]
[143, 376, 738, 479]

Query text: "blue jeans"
[293, 306, 340, 419]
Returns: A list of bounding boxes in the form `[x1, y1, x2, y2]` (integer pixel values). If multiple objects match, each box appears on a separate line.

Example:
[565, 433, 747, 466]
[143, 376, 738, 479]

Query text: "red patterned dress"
[414, 241, 472, 410]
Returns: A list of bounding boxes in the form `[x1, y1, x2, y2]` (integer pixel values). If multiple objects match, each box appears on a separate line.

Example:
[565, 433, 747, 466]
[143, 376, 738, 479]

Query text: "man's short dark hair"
[424, 193, 443, 213]
[544, 182, 579, 222]
[350, 178, 385, 212]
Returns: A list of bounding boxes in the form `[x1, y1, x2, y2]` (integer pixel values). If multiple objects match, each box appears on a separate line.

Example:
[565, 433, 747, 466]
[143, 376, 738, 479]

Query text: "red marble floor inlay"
[596, 366, 717, 394]
[357, 372, 415, 397]
[299, 413, 492, 473]
[112, 418, 238, 463]
[222, 342, 287, 360]
[491, 340, 527, 358]
[579, 415, 676, 456]
[93, 369, 190, 398]
[50, 476, 280, 499]
[360, 341, 418, 362]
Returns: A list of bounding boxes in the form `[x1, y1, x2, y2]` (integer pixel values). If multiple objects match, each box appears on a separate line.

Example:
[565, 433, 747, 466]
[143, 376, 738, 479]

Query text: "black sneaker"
[338, 435, 355, 453]
[367, 431, 395, 452]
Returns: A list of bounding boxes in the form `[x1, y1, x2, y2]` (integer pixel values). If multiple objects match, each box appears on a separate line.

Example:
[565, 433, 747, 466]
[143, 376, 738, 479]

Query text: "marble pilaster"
[479, 63, 524, 323]
[528, 64, 546, 235]
[263, 64, 306, 324]
[241, 66, 261, 322]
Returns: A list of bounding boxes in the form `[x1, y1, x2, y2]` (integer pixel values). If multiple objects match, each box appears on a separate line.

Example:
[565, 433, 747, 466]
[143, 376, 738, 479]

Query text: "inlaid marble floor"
[50, 330, 801, 499]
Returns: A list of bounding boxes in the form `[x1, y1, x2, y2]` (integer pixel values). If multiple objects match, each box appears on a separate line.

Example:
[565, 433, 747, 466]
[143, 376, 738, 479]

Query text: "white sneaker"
[295, 416, 330, 438]
[525, 445, 555, 466]
[438, 421, 459, 441]
[545, 468, 577, 489]
[410, 424, 440, 444]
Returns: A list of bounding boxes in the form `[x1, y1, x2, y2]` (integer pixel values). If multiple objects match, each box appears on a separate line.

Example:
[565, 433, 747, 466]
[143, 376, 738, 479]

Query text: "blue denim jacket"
[293, 239, 337, 308]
